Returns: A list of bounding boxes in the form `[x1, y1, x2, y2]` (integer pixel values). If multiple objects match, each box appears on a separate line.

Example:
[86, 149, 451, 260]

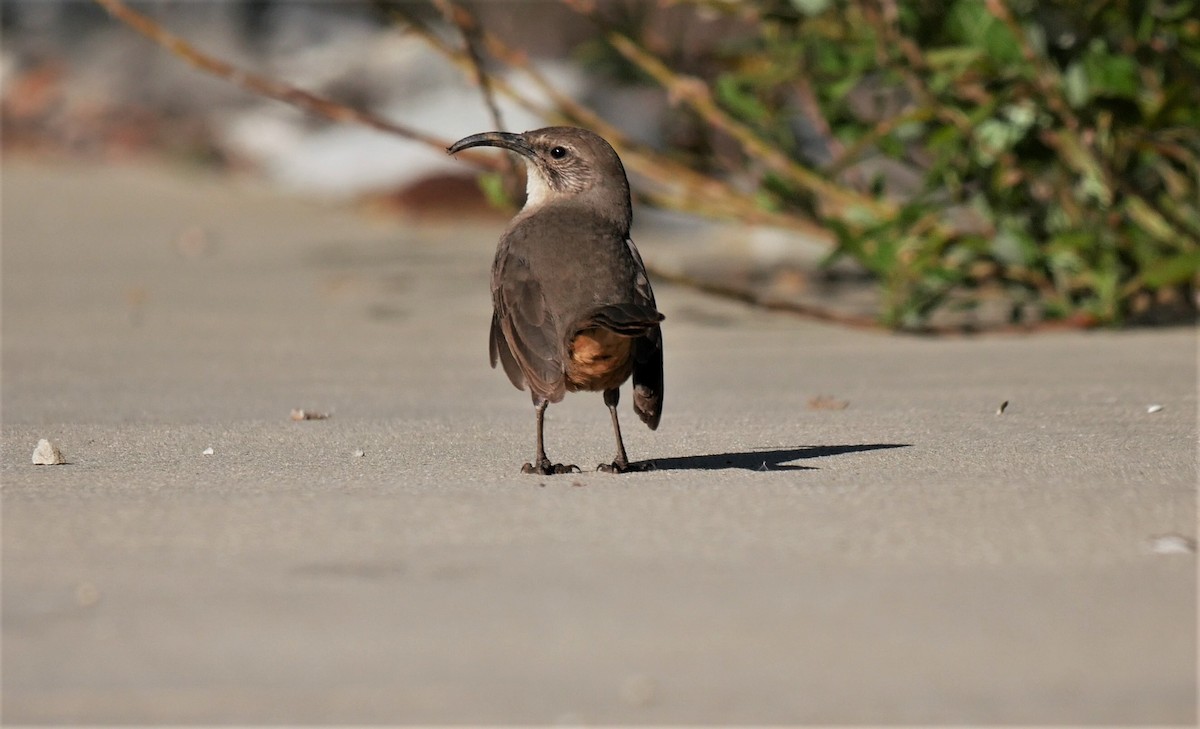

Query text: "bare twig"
[790, 74, 846, 163]
[827, 106, 934, 176]
[433, 0, 520, 193]
[650, 265, 883, 330]
[433, 1, 507, 132]
[90, 0, 504, 172]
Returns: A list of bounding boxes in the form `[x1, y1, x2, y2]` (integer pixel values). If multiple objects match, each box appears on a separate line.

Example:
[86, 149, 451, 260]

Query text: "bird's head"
[448, 126, 632, 230]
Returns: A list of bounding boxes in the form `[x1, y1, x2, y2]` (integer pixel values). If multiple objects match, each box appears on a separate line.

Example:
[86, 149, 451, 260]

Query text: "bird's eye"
[549, 146, 568, 159]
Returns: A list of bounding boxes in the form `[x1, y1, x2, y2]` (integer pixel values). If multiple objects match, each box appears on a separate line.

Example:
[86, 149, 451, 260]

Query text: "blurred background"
[3, 0, 1197, 330]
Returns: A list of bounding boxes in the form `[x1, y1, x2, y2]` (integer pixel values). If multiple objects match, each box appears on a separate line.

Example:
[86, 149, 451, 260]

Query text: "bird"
[448, 126, 664, 474]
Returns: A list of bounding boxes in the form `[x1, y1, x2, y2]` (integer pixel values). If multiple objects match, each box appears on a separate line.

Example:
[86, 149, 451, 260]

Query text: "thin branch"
[434, 0, 507, 131]
[827, 106, 934, 176]
[647, 267, 883, 330]
[433, 0, 520, 191]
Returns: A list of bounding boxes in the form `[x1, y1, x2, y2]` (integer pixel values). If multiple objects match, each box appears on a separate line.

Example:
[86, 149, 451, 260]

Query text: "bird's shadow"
[638, 443, 909, 472]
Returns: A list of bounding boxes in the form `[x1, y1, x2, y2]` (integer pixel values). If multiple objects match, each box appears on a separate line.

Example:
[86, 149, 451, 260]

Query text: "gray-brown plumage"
[448, 126, 664, 474]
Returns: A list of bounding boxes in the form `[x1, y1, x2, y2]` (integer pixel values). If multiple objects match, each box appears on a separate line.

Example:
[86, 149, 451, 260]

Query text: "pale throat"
[523, 164, 554, 211]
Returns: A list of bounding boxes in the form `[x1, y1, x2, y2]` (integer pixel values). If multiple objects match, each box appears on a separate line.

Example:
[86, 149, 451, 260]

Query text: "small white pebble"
[1146, 404, 1164, 414]
[1149, 534, 1196, 555]
[31, 438, 65, 465]
[202, 446, 215, 456]
[353, 449, 366, 458]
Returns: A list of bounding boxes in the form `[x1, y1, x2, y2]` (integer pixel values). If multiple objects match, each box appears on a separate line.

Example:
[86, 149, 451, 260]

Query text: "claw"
[522, 461, 580, 475]
[597, 460, 648, 473]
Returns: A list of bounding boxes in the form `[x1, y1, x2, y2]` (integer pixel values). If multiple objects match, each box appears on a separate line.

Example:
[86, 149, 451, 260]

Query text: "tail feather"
[632, 328, 663, 430]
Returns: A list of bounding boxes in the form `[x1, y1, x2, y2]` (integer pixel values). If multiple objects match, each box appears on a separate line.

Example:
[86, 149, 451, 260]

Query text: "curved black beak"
[447, 131, 535, 158]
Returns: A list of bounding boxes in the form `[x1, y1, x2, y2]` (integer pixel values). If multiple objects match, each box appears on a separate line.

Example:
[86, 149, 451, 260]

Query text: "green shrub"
[643, 0, 1200, 328]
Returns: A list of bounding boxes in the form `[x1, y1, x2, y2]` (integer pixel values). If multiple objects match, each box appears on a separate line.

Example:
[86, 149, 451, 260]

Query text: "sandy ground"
[2, 159, 1196, 724]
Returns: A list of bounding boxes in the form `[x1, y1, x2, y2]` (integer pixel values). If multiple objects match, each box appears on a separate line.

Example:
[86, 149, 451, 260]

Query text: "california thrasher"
[448, 127, 664, 474]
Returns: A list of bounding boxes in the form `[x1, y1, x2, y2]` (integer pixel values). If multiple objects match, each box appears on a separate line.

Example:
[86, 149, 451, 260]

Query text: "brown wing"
[489, 311, 524, 390]
[491, 250, 566, 403]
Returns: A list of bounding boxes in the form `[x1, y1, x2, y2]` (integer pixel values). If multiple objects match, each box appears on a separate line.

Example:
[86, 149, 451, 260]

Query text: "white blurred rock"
[1149, 534, 1196, 555]
[31, 438, 65, 465]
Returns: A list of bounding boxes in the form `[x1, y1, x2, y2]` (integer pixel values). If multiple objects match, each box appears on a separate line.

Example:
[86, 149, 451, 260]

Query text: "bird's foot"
[597, 459, 650, 474]
[522, 460, 580, 475]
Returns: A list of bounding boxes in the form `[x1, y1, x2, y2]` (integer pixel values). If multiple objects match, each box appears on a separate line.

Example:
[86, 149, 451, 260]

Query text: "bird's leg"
[598, 388, 638, 473]
[521, 400, 578, 475]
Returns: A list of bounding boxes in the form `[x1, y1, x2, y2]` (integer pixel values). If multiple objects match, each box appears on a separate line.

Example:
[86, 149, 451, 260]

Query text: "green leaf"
[714, 74, 771, 123]
[925, 46, 984, 69]
[476, 172, 512, 210]
[1140, 250, 1200, 288]
[1083, 45, 1139, 100]
[991, 224, 1035, 266]
[1125, 197, 1181, 244]
[790, 0, 831, 16]
[1064, 62, 1090, 107]
[946, 0, 1023, 66]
